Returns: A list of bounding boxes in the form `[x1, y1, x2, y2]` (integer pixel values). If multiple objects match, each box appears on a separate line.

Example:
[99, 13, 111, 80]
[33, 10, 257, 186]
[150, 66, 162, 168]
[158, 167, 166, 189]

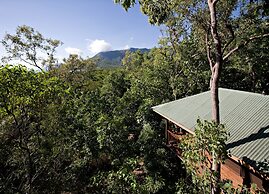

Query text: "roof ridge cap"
[219, 88, 268, 97]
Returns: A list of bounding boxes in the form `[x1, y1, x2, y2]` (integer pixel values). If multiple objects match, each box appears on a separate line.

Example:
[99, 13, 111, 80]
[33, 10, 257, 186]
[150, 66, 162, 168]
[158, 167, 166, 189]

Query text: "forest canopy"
[0, 0, 268, 193]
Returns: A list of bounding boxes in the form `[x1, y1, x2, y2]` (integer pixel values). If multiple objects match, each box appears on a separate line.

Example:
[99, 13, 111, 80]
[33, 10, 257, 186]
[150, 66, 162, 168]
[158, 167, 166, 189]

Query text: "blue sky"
[0, 0, 162, 59]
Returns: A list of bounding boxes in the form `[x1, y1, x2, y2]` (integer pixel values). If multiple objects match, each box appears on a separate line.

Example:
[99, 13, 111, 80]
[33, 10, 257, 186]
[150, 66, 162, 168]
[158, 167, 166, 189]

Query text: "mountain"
[92, 48, 150, 68]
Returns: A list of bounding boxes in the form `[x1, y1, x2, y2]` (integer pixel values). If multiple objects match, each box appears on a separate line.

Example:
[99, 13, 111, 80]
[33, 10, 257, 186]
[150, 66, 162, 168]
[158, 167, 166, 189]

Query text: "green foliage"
[1, 19, 268, 193]
[194, 119, 228, 161]
[179, 119, 229, 193]
[0, 65, 68, 193]
[1, 25, 62, 71]
[51, 54, 98, 91]
[114, 2, 269, 191]
[221, 181, 267, 194]
[114, 0, 136, 11]
[221, 37, 269, 94]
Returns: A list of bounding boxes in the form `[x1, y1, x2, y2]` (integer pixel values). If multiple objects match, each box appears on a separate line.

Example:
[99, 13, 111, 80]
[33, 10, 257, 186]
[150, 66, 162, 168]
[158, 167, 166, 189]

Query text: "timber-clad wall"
[222, 158, 267, 191]
[164, 120, 268, 191]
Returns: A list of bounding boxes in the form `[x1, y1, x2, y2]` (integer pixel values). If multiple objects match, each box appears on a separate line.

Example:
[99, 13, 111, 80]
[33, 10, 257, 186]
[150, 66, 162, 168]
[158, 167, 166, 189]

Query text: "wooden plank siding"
[164, 123, 268, 191]
[221, 158, 243, 187]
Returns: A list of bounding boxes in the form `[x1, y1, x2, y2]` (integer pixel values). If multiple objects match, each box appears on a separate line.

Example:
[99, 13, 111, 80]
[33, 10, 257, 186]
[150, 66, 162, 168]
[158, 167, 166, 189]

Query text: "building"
[152, 88, 269, 191]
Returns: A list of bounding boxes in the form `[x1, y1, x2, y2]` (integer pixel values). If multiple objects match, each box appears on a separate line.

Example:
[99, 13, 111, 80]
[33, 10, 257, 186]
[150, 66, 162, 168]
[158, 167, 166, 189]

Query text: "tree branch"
[223, 33, 269, 61]
[222, 23, 235, 55]
[212, 0, 218, 5]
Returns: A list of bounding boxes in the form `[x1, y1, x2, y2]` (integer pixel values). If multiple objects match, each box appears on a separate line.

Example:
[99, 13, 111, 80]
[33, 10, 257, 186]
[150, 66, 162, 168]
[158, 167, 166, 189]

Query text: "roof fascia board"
[153, 110, 195, 135]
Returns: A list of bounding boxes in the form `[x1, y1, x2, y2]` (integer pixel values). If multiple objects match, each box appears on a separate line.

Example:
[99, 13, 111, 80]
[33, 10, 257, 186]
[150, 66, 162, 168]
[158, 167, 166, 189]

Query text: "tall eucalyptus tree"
[114, 0, 269, 193]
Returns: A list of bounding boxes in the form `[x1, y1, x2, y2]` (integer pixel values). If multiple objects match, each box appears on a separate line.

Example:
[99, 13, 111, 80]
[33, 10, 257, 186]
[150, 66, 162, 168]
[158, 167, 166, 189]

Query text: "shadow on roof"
[226, 125, 269, 150]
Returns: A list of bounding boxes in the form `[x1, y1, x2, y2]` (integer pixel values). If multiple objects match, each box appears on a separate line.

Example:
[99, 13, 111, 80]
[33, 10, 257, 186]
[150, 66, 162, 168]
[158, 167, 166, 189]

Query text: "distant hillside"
[92, 48, 150, 68]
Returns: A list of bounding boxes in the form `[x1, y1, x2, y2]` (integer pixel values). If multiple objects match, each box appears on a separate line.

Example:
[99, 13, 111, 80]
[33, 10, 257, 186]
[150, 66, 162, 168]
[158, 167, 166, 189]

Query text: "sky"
[0, 0, 162, 60]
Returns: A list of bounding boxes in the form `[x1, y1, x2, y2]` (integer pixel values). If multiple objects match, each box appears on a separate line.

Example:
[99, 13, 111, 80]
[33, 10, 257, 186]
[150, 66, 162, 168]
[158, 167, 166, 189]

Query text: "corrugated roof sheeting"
[152, 88, 269, 171]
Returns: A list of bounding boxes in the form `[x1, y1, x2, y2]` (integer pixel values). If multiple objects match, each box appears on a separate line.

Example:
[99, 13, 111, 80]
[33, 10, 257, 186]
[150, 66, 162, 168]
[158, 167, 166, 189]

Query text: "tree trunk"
[210, 67, 220, 123]
[210, 65, 221, 194]
[208, 1, 222, 193]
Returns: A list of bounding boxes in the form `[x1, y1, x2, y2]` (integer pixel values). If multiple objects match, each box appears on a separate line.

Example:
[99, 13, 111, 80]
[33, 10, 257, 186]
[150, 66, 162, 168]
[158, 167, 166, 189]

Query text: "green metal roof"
[152, 88, 269, 170]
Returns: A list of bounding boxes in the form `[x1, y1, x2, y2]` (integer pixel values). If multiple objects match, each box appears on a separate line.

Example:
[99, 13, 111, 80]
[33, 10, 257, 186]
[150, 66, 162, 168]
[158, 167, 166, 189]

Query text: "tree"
[0, 65, 67, 193]
[51, 54, 98, 91]
[179, 119, 228, 193]
[221, 36, 269, 94]
[114, 0, 269, 193]
[1, 25, 62, 71]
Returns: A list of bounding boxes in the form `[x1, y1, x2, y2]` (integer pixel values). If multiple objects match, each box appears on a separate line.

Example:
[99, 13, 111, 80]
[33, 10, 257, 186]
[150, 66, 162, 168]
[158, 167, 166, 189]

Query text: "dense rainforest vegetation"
[0, 0, 268, 193]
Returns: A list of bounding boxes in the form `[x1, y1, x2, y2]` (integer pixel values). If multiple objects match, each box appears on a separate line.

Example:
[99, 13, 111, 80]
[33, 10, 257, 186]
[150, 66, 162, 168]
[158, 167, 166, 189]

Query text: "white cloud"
[65, 47, 82, 55]
[88, 39, 112, 54]
[123, 45, 130, 50]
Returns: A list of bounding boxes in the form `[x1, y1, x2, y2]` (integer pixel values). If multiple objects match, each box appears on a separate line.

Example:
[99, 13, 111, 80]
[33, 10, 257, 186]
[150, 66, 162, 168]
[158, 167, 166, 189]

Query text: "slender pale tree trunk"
[207, 0, 222, 193]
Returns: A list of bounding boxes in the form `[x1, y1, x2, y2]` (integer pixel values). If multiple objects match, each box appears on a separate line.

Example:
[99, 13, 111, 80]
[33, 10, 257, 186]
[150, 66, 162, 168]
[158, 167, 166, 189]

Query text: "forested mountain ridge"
[92, 48, 150, 67]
